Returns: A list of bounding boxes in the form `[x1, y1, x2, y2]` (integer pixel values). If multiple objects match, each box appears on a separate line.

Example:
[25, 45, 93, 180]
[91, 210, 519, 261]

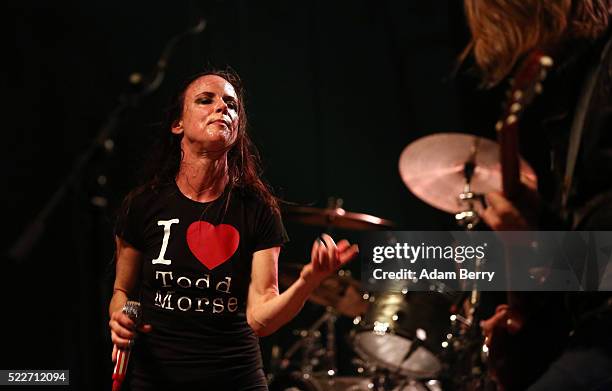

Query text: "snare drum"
[352, 291, 453, 379]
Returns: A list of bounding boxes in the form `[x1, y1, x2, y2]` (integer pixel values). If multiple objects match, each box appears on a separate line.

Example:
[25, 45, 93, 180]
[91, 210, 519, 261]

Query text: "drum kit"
[270, 133, 536, 391]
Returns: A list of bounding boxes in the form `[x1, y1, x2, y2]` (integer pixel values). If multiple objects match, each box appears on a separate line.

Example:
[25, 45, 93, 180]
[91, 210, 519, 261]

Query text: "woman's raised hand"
[300, 233, 359, 286]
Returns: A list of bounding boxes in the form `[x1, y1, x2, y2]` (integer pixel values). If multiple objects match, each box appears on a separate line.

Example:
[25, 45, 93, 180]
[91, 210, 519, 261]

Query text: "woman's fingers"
[336, 239, 350, 252]
[320, 234, 359, 268]
[320, 233, 337, 254]
[311, 239, 320, 271]
[112, 325, 134, 340]
[308, 235, 359, 280]
[317, 240, 328, 272]
[110, 324, 152, 349]
[111, 311, 135, 329]
[109, 309, 153, 353]
[109, 318, 135, 339]
[322, 234, 338, 270]
[338, 244, 359, 265]
[111, 331, 132, 348]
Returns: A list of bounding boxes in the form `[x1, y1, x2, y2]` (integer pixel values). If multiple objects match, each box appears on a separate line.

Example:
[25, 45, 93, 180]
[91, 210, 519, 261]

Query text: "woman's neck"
[175, 146, 229, 203]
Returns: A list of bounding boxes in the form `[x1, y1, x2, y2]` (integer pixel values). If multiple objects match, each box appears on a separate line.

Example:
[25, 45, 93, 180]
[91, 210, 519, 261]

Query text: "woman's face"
[172, 74, 240, 153]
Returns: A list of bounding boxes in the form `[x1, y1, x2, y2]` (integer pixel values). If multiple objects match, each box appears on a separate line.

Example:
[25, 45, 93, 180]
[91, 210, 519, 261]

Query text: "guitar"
[486, 50, 554, 391]
[496, 50, 552, 198]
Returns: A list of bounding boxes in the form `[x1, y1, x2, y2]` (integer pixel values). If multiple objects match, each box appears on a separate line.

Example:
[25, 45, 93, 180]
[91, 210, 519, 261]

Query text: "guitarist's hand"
[481, 304, 524, 345]
[481, 304, 525, 390]
[481, 184, 540, 230]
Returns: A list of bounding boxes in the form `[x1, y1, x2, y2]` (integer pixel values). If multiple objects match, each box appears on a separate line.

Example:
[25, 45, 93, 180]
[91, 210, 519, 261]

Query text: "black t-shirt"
[117, 182, 287, 385]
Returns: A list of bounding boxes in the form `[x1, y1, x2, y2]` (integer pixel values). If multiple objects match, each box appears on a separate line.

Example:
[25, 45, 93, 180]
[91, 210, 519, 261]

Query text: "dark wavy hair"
[116, 68, 279, 234]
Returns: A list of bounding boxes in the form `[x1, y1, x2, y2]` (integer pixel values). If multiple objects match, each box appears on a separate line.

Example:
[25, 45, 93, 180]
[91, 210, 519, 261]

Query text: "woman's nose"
[214, 99, 228, 113]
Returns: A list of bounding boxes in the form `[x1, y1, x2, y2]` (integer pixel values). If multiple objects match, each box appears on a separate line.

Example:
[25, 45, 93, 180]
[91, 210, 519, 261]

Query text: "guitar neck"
[497, 50, 552, 201]
[499, 118, 521, 200]
[498, 119, 519, 307]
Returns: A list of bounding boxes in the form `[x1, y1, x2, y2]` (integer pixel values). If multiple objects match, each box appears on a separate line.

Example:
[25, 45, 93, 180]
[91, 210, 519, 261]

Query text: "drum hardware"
[278, 306, 339, 377]
[440, 256, 494, 391]
[455, 159, 486, 230]
[273, 285, 458, 388]
[351, 291, 455, 380]
[455, 194, 482, 229]
[279, 264, 369, 318]
[443, 308, 492, 391]
[282, 197, 395, 231]
[325, 308, 337, 376]
[369, 368, 397, 391]
[272, 265, 375, 388]
[398, 336, 425, 367]
[453, 158, 487, 386]
[276, 134, 542, 389]
[455, 144, 484, 230]
[398, 133, 532, 389]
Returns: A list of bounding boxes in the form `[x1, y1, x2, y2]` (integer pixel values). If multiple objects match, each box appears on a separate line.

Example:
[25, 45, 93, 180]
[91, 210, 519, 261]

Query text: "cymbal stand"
[370, 368, 395, 391]
[325, 307, 338, 376]
[455, 138, 486, 230]
[455, 162, 485, 230]
[447, 230, 490, 388]
[279, 307, 338, 377]
[443, 256, 490, 390]
[454, 157, 484, 359]
[449, 141, 491, 389]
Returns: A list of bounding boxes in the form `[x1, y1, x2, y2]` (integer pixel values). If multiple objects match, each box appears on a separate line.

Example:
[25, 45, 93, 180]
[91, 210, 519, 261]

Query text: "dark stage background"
[2, 1, 505, 389]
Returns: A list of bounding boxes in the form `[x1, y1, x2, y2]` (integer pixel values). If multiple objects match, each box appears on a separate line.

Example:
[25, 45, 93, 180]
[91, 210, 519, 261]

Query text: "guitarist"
[461, 0, 612, 389]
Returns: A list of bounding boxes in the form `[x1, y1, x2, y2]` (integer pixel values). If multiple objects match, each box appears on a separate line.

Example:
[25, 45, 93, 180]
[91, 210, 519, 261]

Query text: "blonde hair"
[461, 0, 611, 86]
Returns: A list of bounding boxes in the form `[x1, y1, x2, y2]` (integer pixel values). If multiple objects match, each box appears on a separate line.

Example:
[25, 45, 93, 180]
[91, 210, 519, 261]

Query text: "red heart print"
[186, 221, 240, 270]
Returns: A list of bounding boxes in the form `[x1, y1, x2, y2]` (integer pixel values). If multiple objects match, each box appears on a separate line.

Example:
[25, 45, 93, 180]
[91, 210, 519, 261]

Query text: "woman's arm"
[246, 234, 358, 337]
[108, 236, 151, 359]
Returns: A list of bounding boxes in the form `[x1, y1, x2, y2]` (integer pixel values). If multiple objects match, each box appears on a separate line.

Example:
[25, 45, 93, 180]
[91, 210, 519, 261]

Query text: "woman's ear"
[171, 120, 183, 135]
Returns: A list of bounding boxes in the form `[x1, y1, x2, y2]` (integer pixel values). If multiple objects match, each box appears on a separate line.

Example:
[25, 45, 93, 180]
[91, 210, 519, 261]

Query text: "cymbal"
[279, 263, 369, 317]
[282, 205, 394, 230]
[398, 133, 537, 214]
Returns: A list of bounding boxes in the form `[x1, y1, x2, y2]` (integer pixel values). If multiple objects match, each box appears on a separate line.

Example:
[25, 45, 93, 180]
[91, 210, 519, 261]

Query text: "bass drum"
[351, 291, 454, 379]
[269, 372, 441, 391]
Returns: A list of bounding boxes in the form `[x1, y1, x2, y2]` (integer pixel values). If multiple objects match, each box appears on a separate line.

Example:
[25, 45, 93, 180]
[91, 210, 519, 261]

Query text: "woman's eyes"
[195, 98, 237, 110]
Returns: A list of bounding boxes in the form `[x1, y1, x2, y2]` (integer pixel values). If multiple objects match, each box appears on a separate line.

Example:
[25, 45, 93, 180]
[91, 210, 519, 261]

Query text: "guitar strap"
[561, 34, 612, 226]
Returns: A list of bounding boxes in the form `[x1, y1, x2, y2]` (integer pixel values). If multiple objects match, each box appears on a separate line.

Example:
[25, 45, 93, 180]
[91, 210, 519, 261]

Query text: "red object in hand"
[111, 301, 141, 391]
[112, 348, 131, 391]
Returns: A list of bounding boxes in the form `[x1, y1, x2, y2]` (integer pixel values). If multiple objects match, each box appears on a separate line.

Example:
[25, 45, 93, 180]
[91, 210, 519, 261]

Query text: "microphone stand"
[7, 18, 207, 263]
